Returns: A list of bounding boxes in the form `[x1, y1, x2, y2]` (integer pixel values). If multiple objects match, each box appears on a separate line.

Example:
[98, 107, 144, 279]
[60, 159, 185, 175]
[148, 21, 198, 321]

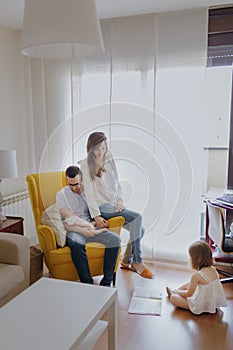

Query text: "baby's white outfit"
[187, 269, 227, 314]
[63, 215, 93, 227]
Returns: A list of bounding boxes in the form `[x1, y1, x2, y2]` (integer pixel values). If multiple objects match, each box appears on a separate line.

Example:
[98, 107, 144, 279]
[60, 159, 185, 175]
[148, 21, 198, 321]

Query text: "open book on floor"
[128, 286, 162, 316]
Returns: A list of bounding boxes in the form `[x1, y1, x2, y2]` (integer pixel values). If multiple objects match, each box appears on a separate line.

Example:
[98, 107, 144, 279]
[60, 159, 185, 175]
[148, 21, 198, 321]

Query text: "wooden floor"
[93, 263, 233, 350]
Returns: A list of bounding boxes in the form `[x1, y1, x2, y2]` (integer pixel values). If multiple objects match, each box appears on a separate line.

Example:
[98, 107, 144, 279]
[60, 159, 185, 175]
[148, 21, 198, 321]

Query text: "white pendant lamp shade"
[21, 0, 105, 59]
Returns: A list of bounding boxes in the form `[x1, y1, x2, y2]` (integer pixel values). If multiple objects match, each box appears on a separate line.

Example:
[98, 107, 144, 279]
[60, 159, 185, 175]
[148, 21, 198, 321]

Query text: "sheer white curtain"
[29, 58, 73, 172]
[29, 8, 208, 261]
[153, 8, 208, 260]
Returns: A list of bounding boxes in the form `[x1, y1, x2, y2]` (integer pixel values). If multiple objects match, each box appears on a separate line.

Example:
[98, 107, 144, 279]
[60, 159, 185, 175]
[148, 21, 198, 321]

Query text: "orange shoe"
[121, 262, 154, 279]
[140, 267, 154, 279]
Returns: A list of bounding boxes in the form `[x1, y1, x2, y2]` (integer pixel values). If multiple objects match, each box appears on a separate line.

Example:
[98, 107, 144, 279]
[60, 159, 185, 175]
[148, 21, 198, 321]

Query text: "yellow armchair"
[26, 172, 124, 285]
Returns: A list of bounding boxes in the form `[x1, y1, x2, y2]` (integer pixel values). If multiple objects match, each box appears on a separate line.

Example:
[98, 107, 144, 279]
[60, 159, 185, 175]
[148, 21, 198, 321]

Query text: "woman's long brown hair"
[87, 132, 108, 180]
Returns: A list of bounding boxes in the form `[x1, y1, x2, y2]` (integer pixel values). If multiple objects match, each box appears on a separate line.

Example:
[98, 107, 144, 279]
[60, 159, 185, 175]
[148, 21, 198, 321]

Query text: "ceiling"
[0, 0, 232, 30]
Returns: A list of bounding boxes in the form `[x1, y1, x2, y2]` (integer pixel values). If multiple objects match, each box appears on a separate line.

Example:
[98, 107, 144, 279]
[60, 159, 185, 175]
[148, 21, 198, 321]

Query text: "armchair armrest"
[37, 224, 57, 252]
[107, 216, 125, 234]
[0, 232, 30, 286]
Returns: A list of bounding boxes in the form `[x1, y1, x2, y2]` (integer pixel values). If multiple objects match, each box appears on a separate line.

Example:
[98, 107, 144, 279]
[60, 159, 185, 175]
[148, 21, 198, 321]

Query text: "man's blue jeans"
[99, 204, 145, 264]
[66, 230, 120, 285]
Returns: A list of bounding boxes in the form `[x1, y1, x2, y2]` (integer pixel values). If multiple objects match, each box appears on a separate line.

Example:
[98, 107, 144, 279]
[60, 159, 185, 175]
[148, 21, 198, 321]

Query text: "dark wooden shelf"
[0, 216, 24, 235]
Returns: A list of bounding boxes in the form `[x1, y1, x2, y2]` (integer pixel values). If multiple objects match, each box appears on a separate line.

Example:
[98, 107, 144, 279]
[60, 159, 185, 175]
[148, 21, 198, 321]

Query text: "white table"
[0, 278, 117, 350]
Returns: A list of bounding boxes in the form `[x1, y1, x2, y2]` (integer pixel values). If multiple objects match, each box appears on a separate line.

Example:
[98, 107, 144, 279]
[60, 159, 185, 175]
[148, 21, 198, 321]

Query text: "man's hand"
[94, 216, 109, 228]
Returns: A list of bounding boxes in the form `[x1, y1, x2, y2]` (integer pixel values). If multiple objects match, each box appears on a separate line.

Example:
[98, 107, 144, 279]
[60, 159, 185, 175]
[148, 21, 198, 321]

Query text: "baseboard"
[119, 252, 191, 271]
[144, 257, 191, 271]
[148, 259, 190, 271]
[144, 257, 233, 273]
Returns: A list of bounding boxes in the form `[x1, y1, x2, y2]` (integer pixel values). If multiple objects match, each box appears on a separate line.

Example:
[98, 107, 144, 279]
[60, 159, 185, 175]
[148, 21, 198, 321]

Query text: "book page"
[133, 286, 162, 299]
[128, 286, 162, 315]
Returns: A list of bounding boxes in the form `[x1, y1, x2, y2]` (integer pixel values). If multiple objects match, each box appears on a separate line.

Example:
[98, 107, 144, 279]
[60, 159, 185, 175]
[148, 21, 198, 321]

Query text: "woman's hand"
[94, 216, 109, 228]
[115, 201, 125, 212]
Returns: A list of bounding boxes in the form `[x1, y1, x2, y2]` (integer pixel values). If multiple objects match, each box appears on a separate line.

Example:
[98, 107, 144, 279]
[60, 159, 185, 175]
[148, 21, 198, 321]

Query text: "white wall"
[202, 67, 232, 193]
[0, 26, 34, 195]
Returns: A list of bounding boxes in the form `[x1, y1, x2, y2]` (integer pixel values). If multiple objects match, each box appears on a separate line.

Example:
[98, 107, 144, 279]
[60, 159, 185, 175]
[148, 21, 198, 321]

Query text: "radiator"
[2, 190, 37, 244]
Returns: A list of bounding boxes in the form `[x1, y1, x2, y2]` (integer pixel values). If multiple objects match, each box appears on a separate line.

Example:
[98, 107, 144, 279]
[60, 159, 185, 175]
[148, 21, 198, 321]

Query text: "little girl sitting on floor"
[166, 241, 227, 314]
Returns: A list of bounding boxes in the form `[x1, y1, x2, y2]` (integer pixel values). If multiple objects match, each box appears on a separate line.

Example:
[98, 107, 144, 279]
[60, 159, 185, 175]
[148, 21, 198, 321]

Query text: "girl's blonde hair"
[188, 241, 213, 270]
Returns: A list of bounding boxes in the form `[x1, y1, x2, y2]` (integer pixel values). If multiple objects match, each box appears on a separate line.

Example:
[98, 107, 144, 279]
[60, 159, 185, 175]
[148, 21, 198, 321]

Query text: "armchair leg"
[113, 272, 116, 286]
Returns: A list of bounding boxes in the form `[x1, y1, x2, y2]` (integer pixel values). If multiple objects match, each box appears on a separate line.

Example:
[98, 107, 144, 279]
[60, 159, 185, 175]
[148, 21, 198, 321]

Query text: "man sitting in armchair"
[56, 166, 121, 287]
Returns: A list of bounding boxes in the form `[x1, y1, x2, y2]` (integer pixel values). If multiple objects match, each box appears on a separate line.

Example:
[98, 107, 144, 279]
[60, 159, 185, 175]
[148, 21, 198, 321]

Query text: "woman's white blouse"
[80, 157, 122, 218]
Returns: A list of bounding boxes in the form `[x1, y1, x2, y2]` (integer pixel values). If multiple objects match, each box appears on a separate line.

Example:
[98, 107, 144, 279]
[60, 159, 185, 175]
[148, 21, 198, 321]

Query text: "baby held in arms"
[61, 208, 107, 237]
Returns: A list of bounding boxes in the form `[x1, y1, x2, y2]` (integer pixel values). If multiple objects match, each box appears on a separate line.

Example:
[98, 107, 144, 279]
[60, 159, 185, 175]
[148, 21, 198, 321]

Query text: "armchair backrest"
[26, 172, 66, 229]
